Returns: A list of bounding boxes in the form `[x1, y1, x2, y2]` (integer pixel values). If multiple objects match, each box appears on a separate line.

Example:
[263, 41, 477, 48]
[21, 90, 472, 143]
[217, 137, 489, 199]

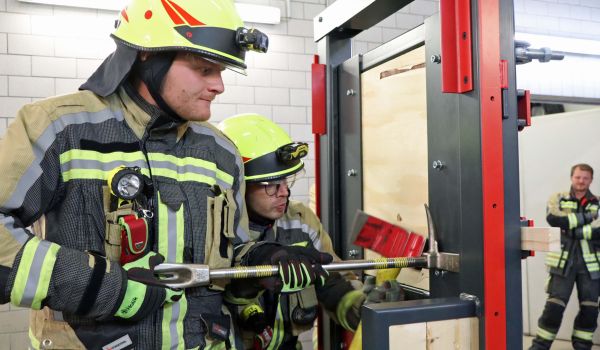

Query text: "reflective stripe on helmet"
[244, 150, 304, 182]
[111, 0, 261, 73]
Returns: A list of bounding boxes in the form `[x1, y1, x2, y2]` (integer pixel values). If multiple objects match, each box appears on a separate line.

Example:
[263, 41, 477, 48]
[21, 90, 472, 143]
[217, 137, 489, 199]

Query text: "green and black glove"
[336, 290, 366, 332]
[114, 252, 183, 321]
[246, 243, 333, 293]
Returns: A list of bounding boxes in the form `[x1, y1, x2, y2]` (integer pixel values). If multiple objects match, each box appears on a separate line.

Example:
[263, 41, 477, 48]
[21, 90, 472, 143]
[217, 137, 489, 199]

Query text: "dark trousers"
[530, 252, 600, 350]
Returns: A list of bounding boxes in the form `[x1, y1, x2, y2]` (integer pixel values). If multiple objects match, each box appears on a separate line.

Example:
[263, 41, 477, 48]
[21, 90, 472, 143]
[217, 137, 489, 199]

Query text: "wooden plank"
[521, 226, 560, 252]
[521, 240, 560, 252]
[520, 227, 559, 242]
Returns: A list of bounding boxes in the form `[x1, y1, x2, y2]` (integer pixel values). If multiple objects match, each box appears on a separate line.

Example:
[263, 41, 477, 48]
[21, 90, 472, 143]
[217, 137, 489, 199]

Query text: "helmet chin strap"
[285, 189, 291, 212]
[135, 52, 181, 121]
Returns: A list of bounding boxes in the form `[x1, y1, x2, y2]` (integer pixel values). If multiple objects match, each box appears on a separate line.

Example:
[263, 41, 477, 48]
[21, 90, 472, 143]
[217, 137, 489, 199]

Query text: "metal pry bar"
[154, 256, 427, 289]
[424, 204, 460, 272]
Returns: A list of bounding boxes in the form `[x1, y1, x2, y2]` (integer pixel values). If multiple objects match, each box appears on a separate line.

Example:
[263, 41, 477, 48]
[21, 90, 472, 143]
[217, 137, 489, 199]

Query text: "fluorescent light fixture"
[17, 0, 281, 24]
[19, 0, 124, 11]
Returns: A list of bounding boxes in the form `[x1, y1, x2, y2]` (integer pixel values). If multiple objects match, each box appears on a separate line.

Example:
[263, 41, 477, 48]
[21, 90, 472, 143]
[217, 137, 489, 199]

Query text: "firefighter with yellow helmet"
[219, 114, 365, 349]
[0, 1, 323, 349]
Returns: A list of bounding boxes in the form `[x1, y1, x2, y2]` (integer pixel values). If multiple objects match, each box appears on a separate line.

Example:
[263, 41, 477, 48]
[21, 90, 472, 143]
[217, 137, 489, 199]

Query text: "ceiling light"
[17, 0, 281, 24]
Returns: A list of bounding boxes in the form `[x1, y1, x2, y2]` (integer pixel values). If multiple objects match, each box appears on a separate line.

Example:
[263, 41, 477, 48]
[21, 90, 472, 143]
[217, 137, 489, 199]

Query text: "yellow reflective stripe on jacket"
[588, 204, 599, 212]
[267, 294, 285, 350]
[546, 251, 567, 268]
[573, 329, 594, 341]
[583, 225, 593, 240]
[28, 327, 41, 350]
[60, 149, 148, 181]
[60, 149, 233, 187]
[11, 237, 59, 309]
[204, 342, 226, 350]
[581, 240, 600, 272]
[537, 326, 556, 341]
[158, 193, 187, 349]
[148, 153, 233, 186]
[568, 213, 578, 229]
[561, 201, 578, 210]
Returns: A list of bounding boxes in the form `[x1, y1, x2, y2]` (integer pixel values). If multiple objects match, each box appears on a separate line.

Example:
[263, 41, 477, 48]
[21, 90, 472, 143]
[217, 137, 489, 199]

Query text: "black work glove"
[114, 252, 182, 321]
[570, 225, 600, 240]
[573, 212, 597, 227]
[584, 212, 598, 224]
[247, 244, 333, 293]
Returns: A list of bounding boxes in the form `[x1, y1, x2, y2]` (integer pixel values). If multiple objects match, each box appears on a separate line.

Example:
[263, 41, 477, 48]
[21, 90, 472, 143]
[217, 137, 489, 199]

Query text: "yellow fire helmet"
[218, 113, 308, 182]
[112, 0, 268, 74]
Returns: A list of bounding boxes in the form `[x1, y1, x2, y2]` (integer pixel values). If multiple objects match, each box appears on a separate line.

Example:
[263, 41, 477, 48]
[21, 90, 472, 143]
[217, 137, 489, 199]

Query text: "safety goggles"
[258, 170, 304, 196]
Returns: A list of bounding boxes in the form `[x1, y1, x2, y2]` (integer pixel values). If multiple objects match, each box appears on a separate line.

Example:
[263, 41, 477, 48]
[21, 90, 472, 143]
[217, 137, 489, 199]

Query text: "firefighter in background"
[0, 1, 328, 349]
[530, 163, 600, 350]
[219, 114, 365, 349]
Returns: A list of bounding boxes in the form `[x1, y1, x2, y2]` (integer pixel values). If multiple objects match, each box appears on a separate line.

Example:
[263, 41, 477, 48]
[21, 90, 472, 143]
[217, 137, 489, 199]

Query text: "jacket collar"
[118, 82, 189, 141]
[569, 187, 597, 202]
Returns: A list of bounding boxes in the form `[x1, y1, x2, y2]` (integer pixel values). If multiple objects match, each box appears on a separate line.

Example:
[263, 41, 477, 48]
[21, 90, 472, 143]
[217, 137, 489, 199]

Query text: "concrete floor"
[302, 332, 600, 349]
[523, 335, 600, 349]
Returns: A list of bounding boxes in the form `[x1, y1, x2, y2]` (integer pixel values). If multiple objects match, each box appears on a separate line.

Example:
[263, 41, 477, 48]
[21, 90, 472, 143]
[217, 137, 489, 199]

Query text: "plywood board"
[389, 322, 426, 350]
[361, 45, 428, 289]
[426, 318, 479, 350]
[388, 317, 479, 350]
[361, 45, 428, 235]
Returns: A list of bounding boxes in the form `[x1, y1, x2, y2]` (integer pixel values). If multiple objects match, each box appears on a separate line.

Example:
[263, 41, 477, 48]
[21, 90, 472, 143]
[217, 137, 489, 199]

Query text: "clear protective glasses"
[258, 169, 304, 197]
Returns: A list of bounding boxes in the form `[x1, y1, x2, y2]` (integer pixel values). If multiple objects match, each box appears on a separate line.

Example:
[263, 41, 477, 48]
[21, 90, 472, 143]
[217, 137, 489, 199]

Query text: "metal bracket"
[517, 89, 531, 131]
[440, 0, 473, 93]
[459, 292, 482, 316]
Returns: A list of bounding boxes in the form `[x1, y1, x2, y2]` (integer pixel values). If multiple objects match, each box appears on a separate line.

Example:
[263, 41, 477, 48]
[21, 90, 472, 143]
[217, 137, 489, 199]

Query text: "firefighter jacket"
[228, 200, 359, 349]
[0, 83, 250, 349]
[545, 189, 600, 279]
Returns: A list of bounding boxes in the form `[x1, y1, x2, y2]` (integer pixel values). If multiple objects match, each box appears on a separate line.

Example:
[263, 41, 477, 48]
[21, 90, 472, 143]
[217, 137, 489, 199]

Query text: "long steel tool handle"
[155, 256, 427, 289]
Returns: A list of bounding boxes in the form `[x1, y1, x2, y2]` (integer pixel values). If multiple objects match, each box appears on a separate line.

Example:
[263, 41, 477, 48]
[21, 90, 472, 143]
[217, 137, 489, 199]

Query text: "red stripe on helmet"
[161, 0, 184, 25]
[120, 8, 129, 22]
[167, 0, 205, 26]
[242, 157, 252, 163]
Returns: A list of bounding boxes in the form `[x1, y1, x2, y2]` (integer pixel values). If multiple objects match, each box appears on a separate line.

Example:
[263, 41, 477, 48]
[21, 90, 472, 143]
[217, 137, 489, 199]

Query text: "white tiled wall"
[0, 0, 594, 348]
[515, 0, 600, 40]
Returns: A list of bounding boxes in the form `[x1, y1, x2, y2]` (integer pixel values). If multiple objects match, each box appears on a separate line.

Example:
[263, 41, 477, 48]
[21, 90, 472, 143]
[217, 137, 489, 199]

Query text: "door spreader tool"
[154, 204, 458, 289]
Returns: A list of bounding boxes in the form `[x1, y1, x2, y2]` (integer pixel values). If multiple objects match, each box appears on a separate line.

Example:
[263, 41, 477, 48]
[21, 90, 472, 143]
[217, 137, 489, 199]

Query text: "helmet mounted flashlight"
[277, 142, 308, 164]
[236, 27, 269, 53]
